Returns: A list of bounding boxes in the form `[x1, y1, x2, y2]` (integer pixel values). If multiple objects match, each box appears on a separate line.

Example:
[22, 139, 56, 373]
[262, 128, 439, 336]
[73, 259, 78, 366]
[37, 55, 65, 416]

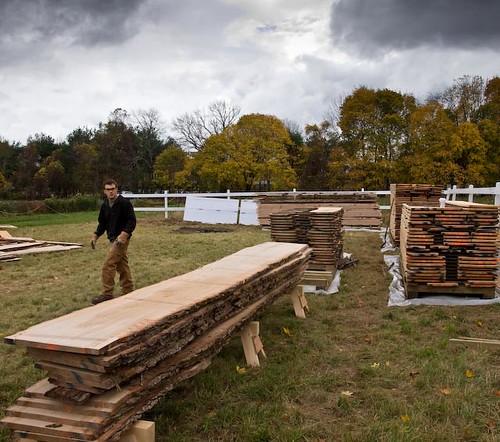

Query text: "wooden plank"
[6, 243, 309, 354]
[7, 245, 82, 256]
[449, 337, 500, 348]
[0, 416, 96, 440]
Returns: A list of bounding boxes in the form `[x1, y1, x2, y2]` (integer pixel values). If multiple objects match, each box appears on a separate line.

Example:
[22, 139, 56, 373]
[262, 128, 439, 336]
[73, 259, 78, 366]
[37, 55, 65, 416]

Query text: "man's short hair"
[103, 179, 118, 188]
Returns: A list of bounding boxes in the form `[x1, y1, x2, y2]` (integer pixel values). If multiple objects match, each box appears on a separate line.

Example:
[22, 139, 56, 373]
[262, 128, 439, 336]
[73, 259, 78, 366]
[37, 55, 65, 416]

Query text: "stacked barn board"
[389, 184, 444, 245]
[258, 192, 380, 228]
[400, 201, 499, 299]
[1, 242, 311, 441]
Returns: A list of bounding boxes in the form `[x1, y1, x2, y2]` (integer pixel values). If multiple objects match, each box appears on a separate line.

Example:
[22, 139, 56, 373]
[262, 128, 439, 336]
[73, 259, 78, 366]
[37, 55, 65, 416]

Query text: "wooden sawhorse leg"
[240, 321, 267, 367]
[18, 420, 155, 442]
[291, 285, 308, 318]
[119, 420, 155, 442]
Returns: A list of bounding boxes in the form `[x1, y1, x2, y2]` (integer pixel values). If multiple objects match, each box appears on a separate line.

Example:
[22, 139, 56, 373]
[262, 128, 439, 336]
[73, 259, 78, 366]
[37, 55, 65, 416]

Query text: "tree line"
[0, 75, 498, 198]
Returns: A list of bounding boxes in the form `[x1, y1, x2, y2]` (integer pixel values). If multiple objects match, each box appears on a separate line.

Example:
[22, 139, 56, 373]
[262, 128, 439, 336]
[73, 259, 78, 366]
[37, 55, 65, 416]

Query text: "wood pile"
[1, 242, 311, 441]
[270, 208, 343, 289]
[0, 230, 82, 262]
[400, 201, 499, 299]
[307, 208, 344, 266]
[389, 184, 444, 245]
[258, 192, 380, 228]
[269, 210, 311, 244]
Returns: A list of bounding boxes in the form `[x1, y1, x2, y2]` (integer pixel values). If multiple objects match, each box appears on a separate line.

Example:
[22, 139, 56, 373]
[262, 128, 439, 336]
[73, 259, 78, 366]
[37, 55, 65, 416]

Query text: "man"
[90, 179, 137, 304]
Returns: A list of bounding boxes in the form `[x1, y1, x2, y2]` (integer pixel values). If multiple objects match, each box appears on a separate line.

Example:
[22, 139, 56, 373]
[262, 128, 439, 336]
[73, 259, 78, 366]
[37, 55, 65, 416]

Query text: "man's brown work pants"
[102, 239, 133, 296]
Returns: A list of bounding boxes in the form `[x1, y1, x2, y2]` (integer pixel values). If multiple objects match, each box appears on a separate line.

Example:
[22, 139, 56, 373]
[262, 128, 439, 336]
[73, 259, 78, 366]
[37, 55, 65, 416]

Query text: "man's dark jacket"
[95, 195, 136, 242]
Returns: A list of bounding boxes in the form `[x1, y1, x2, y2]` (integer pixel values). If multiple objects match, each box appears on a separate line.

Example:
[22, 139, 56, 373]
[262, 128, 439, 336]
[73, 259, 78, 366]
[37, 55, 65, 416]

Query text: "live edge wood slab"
[1, 242, 311, 442]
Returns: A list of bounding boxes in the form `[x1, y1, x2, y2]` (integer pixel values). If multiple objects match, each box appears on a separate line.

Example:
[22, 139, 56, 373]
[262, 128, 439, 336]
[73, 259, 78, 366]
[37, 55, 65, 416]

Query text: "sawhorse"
[240, 285, 308, 367]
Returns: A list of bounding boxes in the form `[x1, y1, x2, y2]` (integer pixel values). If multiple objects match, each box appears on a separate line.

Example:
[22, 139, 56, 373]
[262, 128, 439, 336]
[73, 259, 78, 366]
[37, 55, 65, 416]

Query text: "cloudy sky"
[1, 0, 499, 144]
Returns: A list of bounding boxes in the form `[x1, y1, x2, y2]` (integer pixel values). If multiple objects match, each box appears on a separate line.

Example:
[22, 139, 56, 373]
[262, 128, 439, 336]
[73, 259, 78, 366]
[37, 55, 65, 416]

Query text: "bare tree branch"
[172, 100, 241, 151]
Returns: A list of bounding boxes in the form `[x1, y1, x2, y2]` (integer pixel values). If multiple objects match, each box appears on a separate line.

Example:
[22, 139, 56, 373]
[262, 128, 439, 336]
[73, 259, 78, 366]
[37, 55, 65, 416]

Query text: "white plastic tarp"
[183, 196, 239, 224]
[239, 200, 259, 225]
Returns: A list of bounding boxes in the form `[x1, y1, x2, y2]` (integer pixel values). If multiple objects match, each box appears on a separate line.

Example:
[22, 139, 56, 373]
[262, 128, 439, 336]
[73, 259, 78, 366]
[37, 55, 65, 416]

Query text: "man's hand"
[90, 234, 98, 250]
[115, 231, 129, 247]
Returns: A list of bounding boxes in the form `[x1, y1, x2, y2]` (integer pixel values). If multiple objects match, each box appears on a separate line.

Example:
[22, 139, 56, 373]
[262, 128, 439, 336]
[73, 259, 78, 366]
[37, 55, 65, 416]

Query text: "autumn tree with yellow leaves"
[180, 114, 297, 191]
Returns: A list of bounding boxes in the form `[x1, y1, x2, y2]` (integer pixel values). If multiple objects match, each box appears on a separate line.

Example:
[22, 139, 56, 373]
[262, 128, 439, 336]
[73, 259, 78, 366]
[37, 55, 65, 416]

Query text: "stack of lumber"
[0, 230, 82, 261]
[400, 201, 499, 299]
[307, 208, 344, 266]
[389, 184, 444, 245]
[258, 192, 380, 228]
[269, 208, 344, 288]
[1, 242, 311, 441]
[269, 211, 300, 243]
[269, 209, 311, 244]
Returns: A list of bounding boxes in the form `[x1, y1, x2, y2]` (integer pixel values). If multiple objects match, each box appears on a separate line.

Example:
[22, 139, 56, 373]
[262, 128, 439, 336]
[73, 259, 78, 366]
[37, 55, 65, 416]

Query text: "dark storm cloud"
[330, 0, 500, 55]
[0, 0, 144, 48]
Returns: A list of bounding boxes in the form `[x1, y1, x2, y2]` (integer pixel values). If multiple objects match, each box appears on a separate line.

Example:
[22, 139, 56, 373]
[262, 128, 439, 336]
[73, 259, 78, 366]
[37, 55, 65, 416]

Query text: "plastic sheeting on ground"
[384, 254, 500, 307]
[303, 253, 349, 295]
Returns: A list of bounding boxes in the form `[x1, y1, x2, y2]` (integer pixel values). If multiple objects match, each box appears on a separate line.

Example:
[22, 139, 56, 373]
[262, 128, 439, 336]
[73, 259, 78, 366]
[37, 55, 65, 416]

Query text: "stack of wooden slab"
[258, 192, 380, 228]
[269, 207, 344, 265]
[400, 201, 499, 299]
[307, 208, 344, 266]
[269, 211, 300, 243]
[269, 209, 311, 244]
[389, 184, 444, 245]
[1, 242, 311, 441]
[269, 208, 344, 289]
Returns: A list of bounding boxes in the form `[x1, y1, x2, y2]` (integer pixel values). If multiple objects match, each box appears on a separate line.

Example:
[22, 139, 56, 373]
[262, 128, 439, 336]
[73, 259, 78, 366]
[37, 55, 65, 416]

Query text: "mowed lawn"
[0, 212, 498, 442]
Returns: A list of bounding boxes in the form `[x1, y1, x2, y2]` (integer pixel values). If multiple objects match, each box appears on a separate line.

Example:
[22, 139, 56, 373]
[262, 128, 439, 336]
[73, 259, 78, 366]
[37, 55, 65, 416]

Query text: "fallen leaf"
[495, 390, 500, 396]
[341, 390, 354, 397]
[465, 369, 475, 378]
[476, 319, 483, 327]
[357, 300, 364, 307]
[409, 371, 420, 378]
[371, 362, 380, 369]
[463, 427, 473, 438]
[485, 420, 496, 432]
[281, 326, 292, 337]
[401, 415, 410, 422]
[439, 387, 452, 395]
[236, 365, 247, 374]
[364, 335, 372, 344]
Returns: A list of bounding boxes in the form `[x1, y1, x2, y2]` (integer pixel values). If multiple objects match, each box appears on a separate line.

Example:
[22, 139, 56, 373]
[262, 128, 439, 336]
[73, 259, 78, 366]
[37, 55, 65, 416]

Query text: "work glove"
[115, 231, 129, 247]
[90, 234, 98, 250]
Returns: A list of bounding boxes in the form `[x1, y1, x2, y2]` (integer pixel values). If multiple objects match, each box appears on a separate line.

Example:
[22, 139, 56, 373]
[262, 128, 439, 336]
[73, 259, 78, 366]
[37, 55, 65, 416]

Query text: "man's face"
[104, 184, 118, 200]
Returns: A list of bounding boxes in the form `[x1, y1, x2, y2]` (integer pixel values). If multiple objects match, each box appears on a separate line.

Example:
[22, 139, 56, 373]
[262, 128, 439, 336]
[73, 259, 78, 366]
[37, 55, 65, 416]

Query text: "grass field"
[0, 212, 498, 442]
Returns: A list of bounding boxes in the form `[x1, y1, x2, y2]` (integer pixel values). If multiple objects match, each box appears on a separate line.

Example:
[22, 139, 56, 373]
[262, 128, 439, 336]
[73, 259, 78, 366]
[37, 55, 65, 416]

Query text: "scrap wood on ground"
[0, 229, 82, 262]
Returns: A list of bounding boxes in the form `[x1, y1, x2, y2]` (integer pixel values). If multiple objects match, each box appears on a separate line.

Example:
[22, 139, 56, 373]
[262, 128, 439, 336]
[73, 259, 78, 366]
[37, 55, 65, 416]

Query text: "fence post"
[164, 190, 169, 219]
[468, 184, 474, 203]
[495, 182, 500, 206]
[227, 189, 231, 200]
[452, 185, 457, 201]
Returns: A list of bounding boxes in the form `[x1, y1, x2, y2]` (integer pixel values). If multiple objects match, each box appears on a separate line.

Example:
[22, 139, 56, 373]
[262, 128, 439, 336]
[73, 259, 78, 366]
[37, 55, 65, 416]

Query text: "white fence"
[444, 182, 500, 205]
[122, 189, 392, 219]
[121, 183, 499, 219]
